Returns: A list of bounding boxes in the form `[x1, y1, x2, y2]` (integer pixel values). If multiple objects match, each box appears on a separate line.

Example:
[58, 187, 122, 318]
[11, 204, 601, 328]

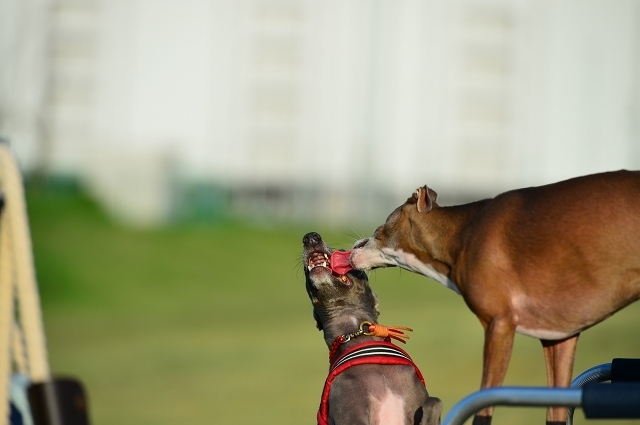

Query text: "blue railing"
[442, 359, 640, 425]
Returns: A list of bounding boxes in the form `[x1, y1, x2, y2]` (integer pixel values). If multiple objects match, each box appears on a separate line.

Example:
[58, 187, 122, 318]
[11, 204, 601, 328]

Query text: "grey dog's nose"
[303, 232, 322, 246]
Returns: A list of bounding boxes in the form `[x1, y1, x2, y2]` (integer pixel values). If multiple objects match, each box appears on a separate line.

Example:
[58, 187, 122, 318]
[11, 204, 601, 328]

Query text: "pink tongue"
[330, 250, 353, 275]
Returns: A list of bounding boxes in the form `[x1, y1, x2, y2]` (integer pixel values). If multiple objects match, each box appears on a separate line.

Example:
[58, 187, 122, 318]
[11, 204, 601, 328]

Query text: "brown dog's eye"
[353, 239, 367, 249]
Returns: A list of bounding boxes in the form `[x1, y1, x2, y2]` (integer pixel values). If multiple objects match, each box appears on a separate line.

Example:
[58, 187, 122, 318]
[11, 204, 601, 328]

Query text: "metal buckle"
[361, 321, 374, 336]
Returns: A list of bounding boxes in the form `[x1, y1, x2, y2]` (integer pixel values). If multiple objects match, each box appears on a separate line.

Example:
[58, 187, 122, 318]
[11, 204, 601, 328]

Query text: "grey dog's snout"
[303, 232, 322, 246]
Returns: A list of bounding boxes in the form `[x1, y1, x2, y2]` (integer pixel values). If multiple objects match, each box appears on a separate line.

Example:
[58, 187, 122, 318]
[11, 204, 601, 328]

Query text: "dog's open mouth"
[307, 250, 351, 285]
[307, 251, 330, 271]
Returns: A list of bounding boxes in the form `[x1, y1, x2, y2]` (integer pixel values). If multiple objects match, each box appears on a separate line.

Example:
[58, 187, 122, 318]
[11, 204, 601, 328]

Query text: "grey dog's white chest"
[368, 388, 406, 425]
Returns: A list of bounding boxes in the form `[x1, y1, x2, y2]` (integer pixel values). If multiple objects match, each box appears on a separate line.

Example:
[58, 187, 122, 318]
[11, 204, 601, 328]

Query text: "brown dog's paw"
[472, 415, 492, 425]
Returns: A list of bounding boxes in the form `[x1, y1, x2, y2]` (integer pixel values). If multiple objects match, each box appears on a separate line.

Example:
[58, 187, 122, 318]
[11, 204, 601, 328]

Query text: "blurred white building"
[1, 0, 639, 226]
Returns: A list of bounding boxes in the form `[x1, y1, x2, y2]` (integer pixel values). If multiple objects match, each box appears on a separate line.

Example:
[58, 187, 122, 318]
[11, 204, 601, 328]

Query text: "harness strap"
[317, 341, 425, 425]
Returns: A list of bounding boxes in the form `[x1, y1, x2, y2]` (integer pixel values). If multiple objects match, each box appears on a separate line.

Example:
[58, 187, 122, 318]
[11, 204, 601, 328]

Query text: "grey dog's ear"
[313, 309, 323, 331]
[418, 397, 443, 425]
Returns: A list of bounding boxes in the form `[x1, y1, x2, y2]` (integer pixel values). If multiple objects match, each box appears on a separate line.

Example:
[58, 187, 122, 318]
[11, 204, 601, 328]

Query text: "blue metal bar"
[571, 363, 612, 388]
[567, 363, 611, 425]
[442, 387, 582, 425]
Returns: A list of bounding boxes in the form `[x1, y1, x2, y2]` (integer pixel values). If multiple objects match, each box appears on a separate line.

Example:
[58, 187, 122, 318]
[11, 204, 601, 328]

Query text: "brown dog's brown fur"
[349, 170, 640, 425]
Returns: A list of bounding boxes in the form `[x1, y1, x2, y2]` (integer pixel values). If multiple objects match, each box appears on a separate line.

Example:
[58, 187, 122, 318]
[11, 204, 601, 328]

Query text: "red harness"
[316, 340, 426, 425]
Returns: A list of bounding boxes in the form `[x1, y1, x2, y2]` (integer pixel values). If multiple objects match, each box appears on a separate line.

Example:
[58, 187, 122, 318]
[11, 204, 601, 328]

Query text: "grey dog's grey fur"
[302, 232, 442, 425]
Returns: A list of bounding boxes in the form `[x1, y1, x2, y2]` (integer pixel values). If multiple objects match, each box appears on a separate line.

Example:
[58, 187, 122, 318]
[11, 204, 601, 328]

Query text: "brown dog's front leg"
[473, 316, 516, 425]
[541, 334, 580, 425]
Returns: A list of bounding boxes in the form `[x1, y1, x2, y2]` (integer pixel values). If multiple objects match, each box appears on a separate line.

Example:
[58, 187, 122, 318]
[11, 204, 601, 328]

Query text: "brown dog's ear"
[415, 185, 437, 213]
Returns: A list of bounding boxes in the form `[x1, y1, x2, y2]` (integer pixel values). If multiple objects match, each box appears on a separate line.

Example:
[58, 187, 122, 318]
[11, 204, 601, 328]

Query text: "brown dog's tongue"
[330, 250, 353, 275]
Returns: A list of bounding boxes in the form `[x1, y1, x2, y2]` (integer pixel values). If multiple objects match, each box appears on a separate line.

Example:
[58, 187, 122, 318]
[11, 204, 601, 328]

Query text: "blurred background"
[1, 0, 640, 424]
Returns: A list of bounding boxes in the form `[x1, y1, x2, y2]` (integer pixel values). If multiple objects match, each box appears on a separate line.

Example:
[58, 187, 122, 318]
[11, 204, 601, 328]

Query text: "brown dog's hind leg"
[541, 334, 580, 425]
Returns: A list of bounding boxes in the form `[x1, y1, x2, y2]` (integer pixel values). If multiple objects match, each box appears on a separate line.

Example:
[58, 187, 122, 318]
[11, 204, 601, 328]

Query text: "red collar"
[328, 321, 413, 364]
[317, 340, 425, 425]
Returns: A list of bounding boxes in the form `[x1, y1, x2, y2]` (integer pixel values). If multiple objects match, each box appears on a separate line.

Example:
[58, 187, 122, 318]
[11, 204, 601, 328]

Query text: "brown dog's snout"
[303, 232, 322, 246]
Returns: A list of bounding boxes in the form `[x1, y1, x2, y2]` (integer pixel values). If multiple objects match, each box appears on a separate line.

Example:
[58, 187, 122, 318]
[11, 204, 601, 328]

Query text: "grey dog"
[302, 231, 442, 425]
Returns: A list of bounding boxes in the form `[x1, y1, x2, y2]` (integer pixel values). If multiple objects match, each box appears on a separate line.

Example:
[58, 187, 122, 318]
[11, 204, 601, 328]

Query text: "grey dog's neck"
[320, 307, 380, 348]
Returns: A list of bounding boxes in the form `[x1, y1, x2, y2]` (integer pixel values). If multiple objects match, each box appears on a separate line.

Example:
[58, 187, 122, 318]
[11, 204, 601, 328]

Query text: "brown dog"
[302, 231, 442, 425]
[333, 170, 640, 425]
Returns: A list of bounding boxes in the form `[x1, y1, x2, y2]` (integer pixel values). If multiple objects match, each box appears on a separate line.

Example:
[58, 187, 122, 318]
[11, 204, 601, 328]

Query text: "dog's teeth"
[324, 253, 328, 259]
[322, 262, 327, 267]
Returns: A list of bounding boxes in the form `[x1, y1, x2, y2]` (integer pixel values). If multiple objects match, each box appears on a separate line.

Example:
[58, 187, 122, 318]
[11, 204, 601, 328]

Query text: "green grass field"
[26, 188, 640, 425]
